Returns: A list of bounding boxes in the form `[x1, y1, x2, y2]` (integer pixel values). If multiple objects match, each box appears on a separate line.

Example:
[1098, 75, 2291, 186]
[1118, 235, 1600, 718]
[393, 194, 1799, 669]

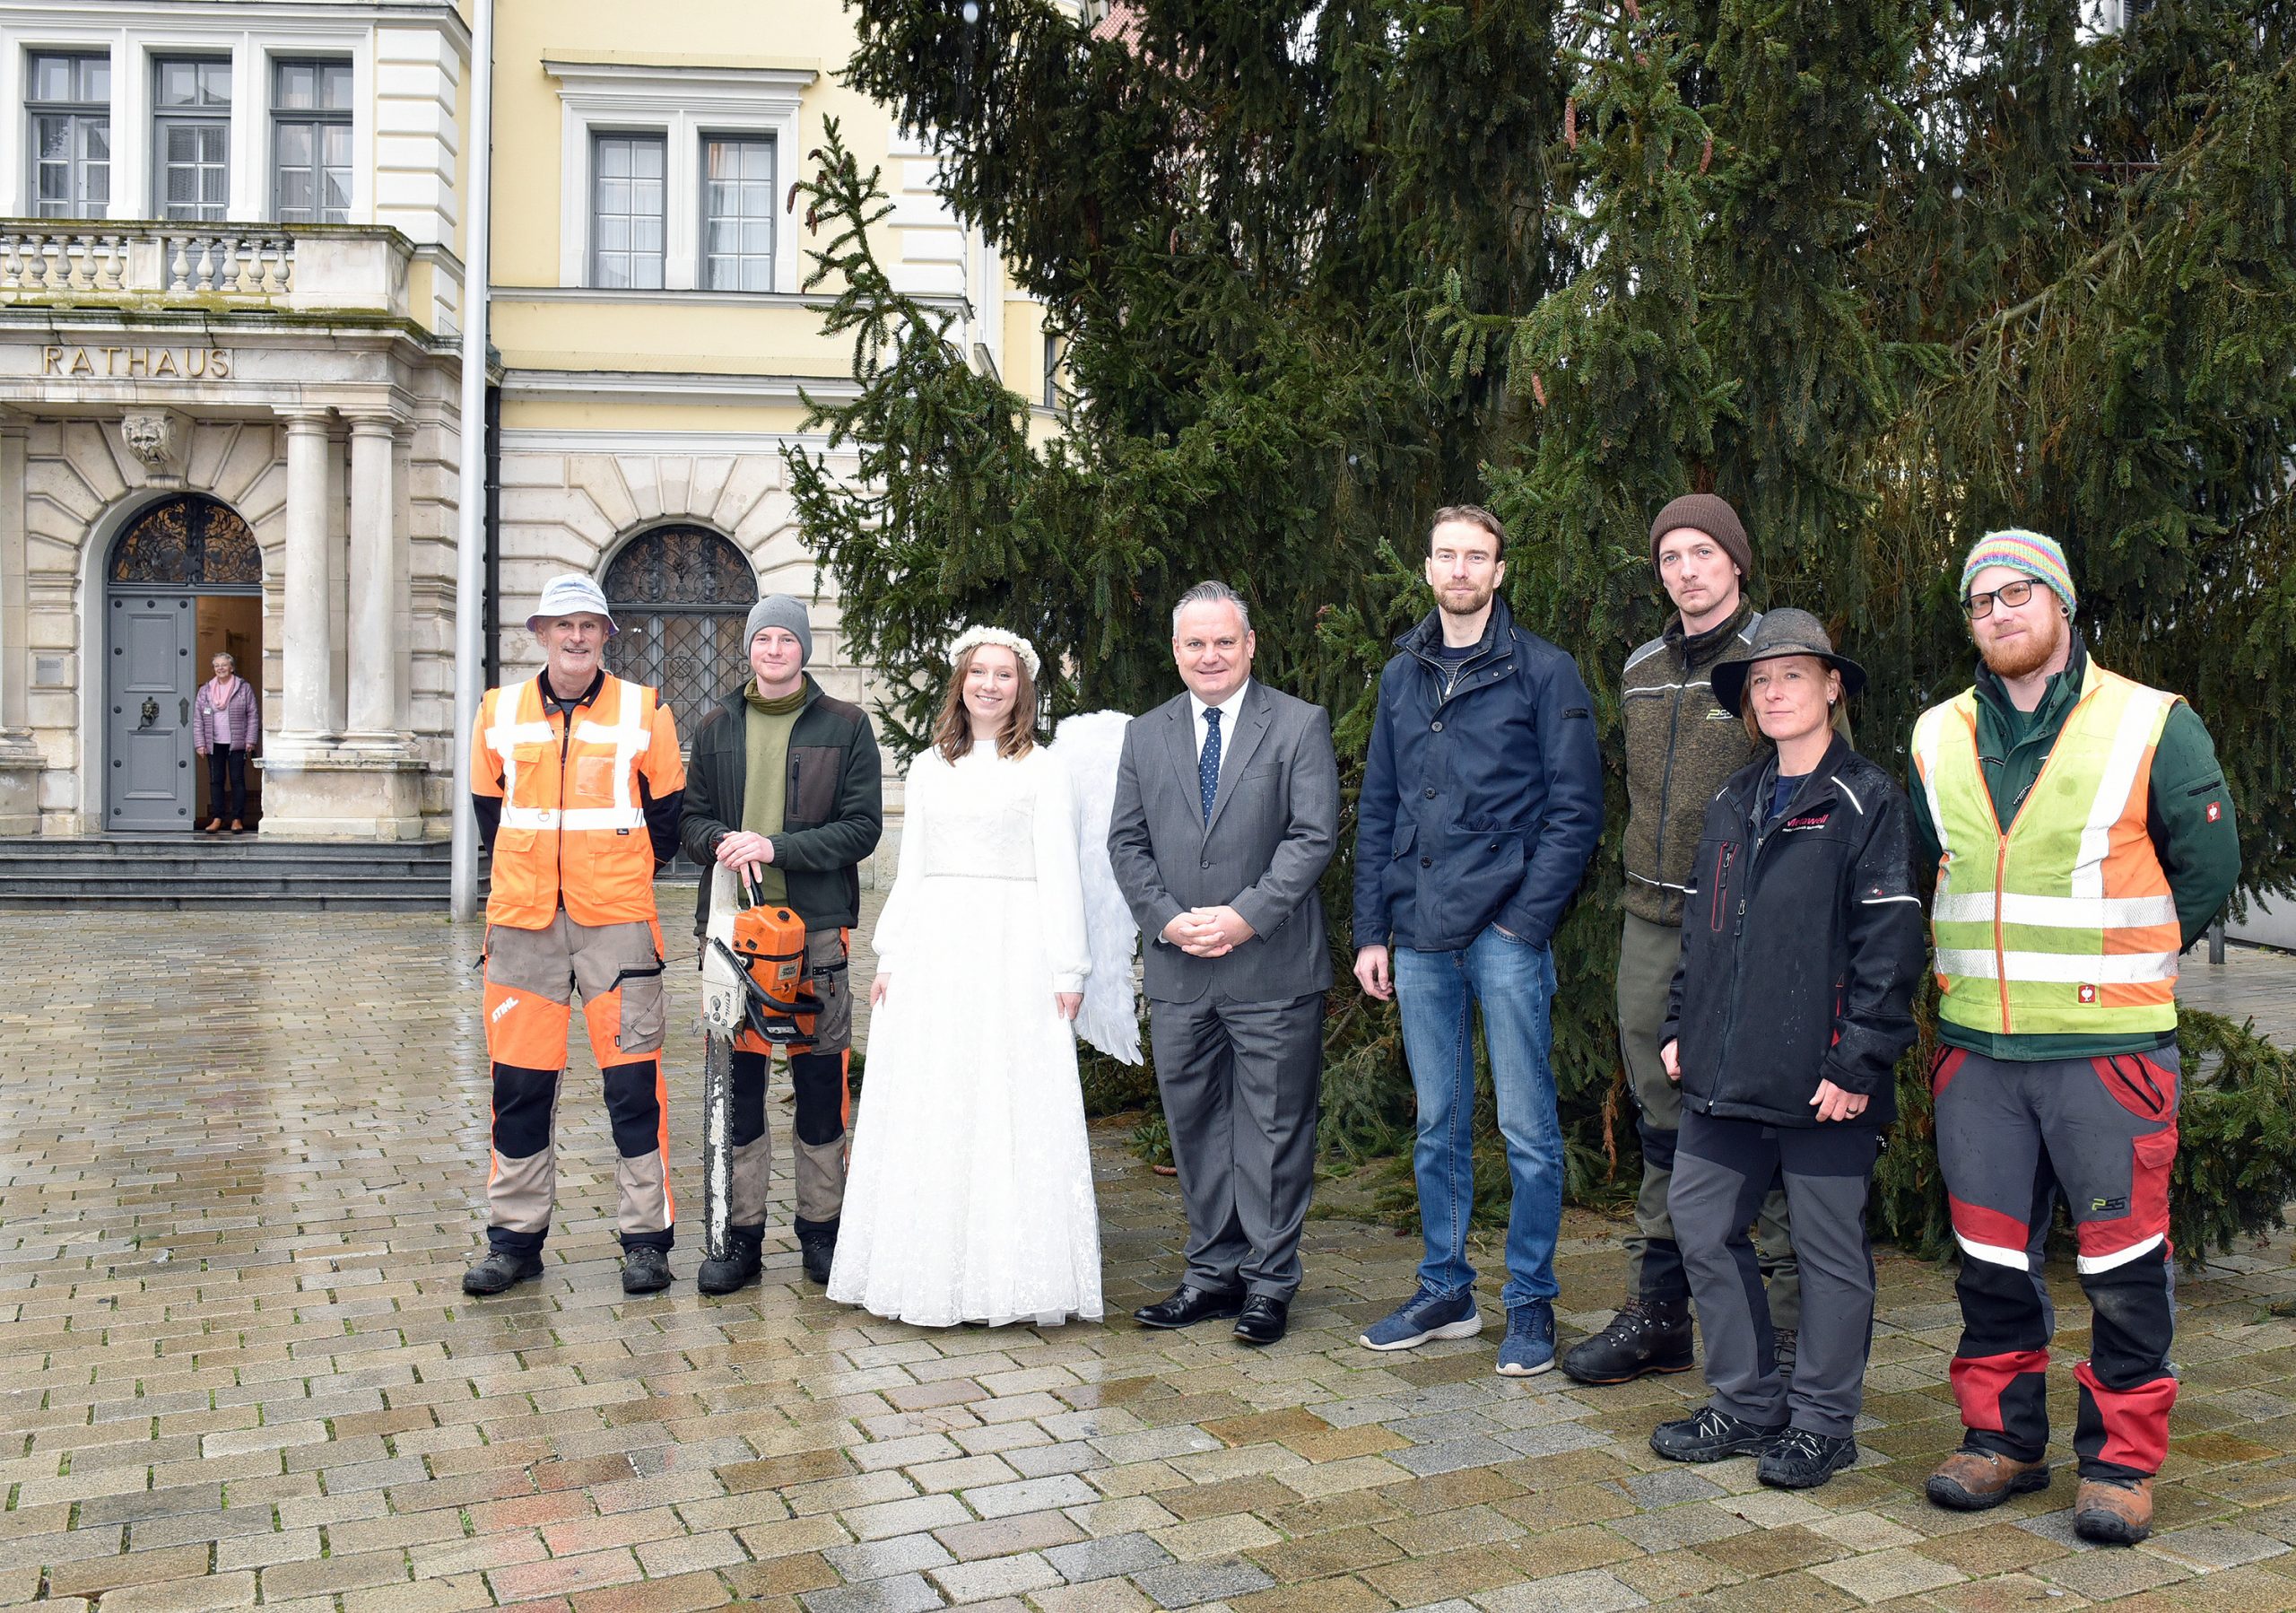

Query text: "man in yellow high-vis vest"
[1909, 530, 2239, 1547]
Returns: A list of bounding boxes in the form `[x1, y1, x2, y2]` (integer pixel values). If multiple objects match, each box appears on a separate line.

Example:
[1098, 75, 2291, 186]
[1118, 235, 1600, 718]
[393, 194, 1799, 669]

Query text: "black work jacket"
[1662, 735, 1924, 1129]
[680, 676, 883, 936]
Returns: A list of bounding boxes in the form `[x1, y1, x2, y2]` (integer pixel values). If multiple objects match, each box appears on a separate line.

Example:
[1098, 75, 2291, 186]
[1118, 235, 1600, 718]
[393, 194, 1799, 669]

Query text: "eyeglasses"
[1961, 578, 2038, 619]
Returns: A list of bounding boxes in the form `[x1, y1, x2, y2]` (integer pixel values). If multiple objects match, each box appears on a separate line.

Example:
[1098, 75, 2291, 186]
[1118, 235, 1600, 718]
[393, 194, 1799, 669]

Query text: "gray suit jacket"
[1109, 681, 1341, 1005]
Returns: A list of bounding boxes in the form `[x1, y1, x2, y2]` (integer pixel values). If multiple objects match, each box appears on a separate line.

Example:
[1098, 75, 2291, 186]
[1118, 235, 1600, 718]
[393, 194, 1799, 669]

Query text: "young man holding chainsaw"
[682, 596, 883, 1292]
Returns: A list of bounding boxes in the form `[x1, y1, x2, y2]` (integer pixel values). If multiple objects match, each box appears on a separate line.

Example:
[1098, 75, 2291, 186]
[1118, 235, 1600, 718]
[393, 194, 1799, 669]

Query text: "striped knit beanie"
[1961, 528, 2076, 614]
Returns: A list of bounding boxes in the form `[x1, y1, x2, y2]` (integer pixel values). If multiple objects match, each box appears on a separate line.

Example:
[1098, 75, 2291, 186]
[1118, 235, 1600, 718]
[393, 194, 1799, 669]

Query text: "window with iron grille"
[602, 527, 759, 727]
[272, 57, 351, 224]
[154, 57, 230, 222]
[28, 52, 110, 220]
[702, 135, 774, 292]
[592, 132, 666, 289]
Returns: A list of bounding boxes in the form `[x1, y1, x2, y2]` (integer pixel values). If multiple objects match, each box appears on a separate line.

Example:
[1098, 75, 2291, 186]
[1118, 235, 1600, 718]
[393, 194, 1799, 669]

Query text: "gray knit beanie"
[744, 595, 813, 665]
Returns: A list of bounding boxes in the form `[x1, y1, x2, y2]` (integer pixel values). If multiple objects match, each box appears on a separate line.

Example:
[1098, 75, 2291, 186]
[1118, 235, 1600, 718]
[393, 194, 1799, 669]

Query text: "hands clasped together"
[1162, 904, 1256, 958]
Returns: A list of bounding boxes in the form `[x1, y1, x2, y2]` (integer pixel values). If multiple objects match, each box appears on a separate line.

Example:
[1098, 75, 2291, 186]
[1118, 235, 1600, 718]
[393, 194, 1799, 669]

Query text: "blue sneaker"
[1358, 1283, 1483, 1351]
[1497, 1301, 1556, 1377]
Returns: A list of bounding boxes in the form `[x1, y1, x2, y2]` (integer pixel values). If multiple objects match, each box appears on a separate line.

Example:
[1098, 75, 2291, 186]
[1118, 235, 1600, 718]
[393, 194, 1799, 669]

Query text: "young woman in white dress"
[827, 627, 1105, 1328]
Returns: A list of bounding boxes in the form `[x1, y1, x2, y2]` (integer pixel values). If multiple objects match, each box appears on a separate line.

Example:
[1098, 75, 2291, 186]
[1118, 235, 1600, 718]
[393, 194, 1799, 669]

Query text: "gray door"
[107, 592, 196, 831]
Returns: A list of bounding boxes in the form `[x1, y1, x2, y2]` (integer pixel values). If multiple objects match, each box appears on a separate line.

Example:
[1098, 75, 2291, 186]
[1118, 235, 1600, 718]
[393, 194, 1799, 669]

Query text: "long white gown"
[827, 739, 1105, 1327]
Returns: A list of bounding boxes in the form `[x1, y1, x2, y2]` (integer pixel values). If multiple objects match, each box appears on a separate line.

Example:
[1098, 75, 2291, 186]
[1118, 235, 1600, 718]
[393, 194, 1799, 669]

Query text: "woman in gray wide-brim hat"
[1709, 607, 1868, 719]
[1648, 606, 1927, 1492]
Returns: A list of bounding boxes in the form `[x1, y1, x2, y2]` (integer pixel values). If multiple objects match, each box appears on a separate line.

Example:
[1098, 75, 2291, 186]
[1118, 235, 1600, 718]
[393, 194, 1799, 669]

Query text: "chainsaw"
[700, 866, 824, 1044]
[699, 864, 824, 1262]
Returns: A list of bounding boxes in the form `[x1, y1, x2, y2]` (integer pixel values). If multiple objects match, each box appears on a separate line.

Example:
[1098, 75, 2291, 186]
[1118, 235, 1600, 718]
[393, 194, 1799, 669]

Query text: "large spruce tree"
[791, 0, 2296, 1254]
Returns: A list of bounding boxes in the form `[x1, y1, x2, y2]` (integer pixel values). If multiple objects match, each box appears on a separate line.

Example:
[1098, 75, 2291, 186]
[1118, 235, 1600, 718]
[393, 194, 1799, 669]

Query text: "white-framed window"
[152, 56, 230, 221]
[701, 134, 775, 292]
[546, 60, 814, 293]
[271, 56, 351, 223]
[591, 131, 666, 289]
[0, 23, 396, 224]
[28, 51, 111, 219]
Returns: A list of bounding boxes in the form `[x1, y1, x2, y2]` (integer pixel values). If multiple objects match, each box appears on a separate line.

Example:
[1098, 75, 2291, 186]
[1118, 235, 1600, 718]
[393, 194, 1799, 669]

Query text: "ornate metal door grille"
[601, 526, 759, 726]
[110, 494, 261, 589]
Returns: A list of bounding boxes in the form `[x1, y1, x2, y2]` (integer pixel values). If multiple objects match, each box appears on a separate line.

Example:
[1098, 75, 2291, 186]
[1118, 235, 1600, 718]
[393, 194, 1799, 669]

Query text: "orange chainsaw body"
[726, 900, 820, 1045]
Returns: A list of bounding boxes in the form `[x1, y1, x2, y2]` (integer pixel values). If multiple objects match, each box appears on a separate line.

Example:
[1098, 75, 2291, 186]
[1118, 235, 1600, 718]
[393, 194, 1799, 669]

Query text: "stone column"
[278, 410, 335, 738]
[0, 410, 40, 834]
[344, 414, 402, 742]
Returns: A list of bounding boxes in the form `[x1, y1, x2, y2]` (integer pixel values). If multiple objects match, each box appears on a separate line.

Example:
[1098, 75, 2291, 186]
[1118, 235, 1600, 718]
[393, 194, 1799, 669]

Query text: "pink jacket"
[194, 676, 261, 752]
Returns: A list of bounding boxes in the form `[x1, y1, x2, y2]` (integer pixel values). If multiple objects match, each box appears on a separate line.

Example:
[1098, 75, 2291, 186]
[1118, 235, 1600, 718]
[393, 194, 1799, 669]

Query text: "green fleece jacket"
[1908, 636, 2241, 1059]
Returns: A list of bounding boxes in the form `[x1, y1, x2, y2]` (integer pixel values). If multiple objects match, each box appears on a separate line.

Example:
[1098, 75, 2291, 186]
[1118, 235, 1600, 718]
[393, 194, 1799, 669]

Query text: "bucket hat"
[1711, 606, 1866, 715]
[526, 573, 617, 636]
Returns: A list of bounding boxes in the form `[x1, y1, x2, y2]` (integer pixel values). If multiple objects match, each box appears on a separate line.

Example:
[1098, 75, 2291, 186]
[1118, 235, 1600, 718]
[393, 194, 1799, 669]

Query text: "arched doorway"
[104, 494, 263, 832]
[601, 525, 759, 727]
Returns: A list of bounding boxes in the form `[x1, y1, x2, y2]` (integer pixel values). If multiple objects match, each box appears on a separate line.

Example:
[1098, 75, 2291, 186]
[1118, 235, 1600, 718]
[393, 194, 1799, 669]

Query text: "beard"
[1979, 606, 2066, 680]
[1439, 580, 1496, 619]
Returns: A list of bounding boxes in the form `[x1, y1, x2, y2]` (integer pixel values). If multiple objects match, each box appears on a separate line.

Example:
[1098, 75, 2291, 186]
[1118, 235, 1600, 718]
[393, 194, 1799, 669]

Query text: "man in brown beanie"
[1561, 493, 1804, 1385]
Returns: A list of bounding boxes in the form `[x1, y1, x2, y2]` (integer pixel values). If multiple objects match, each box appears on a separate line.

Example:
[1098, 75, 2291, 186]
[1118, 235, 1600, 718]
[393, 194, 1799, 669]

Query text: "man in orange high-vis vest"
[464, 574, 687, 1298]
[1910, 531, 2239, 1548]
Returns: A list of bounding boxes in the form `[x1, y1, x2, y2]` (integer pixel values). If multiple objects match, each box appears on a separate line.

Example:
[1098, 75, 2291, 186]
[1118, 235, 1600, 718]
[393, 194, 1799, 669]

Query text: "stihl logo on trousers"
[491, 996, 518, 1023]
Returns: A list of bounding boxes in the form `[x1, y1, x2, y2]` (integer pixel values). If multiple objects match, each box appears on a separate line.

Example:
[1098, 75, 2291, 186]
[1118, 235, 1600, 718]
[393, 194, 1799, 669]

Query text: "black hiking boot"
[1758, 1426, 1859, 1489]
[696, 1226, 765, 1295]
[796, 1216, 839, 1286]
[621, 1245, 673, 1295]
[1561, 1296, 1695, 1385]
[1650, 1406, 1786, 1463]
[462, 1249, 544, 1295]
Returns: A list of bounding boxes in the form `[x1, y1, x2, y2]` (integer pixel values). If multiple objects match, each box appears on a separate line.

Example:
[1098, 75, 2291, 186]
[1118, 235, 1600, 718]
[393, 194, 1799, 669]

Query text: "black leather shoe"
[621, 1245, 673, 1295]
[1133, 1285, 1245, 1330]
[696, 1228, 764, 1295]
[1233, 1295, 1289, 1346]
[462, 1249, 543, 1295]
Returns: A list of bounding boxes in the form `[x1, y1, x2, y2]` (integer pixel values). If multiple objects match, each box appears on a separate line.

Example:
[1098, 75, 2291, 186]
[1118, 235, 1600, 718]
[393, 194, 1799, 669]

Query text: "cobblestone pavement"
[4, 904, 2295, 1613]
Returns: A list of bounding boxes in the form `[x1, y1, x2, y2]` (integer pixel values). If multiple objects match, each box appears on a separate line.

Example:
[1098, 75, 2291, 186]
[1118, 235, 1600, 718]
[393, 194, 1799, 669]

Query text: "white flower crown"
[948, 624, 1043, 680]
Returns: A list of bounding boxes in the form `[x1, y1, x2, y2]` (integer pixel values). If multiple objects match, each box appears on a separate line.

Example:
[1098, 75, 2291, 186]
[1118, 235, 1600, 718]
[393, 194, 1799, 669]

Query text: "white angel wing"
[1050, 710, 1143, 1064]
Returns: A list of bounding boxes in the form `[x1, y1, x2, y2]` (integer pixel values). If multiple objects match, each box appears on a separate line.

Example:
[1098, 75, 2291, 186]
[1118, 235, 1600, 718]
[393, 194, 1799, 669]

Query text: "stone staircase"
[0, 835, 463, 911]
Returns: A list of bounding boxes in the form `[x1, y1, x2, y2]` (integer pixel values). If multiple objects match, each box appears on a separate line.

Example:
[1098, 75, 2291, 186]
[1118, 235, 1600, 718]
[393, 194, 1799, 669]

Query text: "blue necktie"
[1199, 706, 1222, 825]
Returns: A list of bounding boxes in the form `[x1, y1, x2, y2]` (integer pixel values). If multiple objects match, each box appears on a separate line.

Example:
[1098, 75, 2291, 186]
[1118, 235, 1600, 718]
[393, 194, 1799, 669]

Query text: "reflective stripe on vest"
[1912, 663, 2180, 1036]
[482, 674, 660, 929]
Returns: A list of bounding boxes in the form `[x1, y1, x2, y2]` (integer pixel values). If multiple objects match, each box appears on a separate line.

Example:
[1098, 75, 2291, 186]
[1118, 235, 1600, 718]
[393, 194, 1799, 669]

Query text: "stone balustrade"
[0, 221, 439, 326]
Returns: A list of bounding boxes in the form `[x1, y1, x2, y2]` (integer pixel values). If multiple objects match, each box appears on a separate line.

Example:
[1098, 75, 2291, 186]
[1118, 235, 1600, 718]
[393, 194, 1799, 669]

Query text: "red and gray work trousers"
[1935, 1045, 2179, 1482]
[482, 912, 673, 1254]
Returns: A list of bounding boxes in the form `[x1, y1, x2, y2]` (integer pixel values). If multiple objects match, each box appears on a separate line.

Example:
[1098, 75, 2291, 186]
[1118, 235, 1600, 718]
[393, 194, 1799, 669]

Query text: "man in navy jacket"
[1352, 504, 1604, 1375]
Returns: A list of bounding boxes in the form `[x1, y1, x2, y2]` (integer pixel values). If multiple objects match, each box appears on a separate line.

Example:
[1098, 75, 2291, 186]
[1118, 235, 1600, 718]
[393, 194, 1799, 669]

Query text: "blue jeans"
[1395, 925, 1562, 1310]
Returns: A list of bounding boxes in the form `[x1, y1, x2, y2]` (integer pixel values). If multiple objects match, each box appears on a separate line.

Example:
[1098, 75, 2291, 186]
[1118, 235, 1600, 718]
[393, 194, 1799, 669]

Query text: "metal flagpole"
[449, 0, 496, 921]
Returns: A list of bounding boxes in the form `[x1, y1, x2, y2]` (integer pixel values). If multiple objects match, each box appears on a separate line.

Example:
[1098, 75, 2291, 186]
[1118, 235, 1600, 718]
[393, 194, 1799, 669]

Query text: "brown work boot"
[2072, 1476, 2152, 1546]
[1925, 1449, 2052, 1511]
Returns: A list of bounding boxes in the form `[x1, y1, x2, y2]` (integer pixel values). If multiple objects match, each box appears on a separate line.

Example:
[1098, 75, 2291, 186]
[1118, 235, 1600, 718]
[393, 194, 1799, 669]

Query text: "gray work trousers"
[1618, 911, 1800, 1327]
[1672, 1111, 1882, 1438]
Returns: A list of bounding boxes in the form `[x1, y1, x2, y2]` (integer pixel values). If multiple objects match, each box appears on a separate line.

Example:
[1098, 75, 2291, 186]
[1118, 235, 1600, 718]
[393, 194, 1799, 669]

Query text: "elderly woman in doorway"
[195, 653, 260, 833]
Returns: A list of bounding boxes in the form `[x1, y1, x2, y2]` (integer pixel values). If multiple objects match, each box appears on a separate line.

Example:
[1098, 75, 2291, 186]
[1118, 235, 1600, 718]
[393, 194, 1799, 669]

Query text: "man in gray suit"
[1109, 580, 1341, 1346]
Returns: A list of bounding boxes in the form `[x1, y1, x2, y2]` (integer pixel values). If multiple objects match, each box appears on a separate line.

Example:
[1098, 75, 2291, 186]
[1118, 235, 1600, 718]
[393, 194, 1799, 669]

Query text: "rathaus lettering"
[41, 346, 233, 379]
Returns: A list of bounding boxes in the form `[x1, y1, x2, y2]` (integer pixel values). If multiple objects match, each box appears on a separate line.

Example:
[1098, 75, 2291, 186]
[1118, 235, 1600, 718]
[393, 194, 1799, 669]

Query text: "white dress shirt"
[1188, 681, 1250, 783]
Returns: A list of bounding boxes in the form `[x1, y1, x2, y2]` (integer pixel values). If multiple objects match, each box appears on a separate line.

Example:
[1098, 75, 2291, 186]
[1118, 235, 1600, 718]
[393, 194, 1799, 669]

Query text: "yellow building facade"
[0, 0, 1050, 848]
